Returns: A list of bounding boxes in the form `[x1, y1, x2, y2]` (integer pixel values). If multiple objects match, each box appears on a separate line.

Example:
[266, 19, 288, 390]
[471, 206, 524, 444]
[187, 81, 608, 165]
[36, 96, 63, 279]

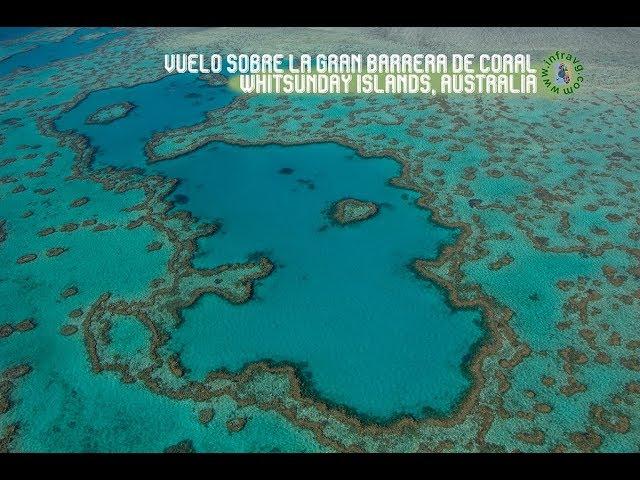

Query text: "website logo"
[540, 51, 584, 95]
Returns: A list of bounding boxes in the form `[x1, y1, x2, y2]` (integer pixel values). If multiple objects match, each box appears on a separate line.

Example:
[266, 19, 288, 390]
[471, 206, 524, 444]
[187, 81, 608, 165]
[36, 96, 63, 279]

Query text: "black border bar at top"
[0, 3, 638, 28]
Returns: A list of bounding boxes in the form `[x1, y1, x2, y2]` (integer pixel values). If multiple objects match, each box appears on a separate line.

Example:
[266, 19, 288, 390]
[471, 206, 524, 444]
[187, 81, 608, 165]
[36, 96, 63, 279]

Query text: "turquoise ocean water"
[56, 73, 484, 421]
[5, 28, 637, 452]
[0, 28, 125, 77]
[0, 28, 40, 42]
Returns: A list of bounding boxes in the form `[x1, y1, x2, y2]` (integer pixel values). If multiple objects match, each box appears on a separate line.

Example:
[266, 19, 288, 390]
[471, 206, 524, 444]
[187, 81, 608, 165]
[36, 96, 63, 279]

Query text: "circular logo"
[541, 51, 584, 95]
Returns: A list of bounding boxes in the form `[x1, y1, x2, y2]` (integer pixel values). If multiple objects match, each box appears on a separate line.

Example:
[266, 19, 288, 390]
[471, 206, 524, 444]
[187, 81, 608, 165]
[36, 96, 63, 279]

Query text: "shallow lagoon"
[165, 141, 484, 420]
[58, 74, 484, 421]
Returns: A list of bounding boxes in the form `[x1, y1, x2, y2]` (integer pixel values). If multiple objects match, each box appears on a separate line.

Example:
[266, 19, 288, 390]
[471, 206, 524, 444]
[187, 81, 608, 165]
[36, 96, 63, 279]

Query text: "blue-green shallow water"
[57, 74, 484, 421]
[0, 28, 126, 77]
[0, 74, 326, 452]
[164, 142, 484, 421]
[0, 324, 324, 452]
[0, 28, 40, 42]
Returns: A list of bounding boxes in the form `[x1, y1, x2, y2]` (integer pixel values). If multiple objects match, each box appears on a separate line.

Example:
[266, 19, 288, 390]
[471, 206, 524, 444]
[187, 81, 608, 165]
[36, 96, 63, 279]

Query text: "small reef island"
[85, 101, 135, 125]
[330, 198, 379, 225]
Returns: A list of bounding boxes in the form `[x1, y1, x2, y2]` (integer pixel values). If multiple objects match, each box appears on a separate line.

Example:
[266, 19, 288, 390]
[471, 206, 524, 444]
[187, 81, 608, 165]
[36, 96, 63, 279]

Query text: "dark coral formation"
[0, 364, 32, 453]
[85, 101, 135, 125]
[331, 198, 379, 225]
[226, 416, 248, 433]
[0, 320, 36, 340]
[163, 439, 196, 453]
